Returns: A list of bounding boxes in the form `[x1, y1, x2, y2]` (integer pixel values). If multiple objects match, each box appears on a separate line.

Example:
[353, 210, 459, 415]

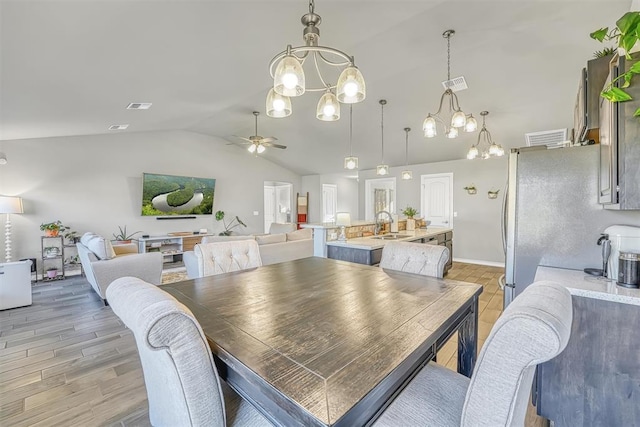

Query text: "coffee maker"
[603, 225, 640, 282]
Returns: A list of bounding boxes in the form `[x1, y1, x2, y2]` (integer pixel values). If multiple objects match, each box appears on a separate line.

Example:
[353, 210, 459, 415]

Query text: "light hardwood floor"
[0, 262, 542, 426]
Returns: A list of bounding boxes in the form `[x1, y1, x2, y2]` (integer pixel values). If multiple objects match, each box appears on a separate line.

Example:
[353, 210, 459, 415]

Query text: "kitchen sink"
[370, 234, 411, 240]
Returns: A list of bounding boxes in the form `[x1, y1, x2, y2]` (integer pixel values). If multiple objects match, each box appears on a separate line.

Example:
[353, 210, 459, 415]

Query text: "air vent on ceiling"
[108, 124, 129, 130]
[126, 102, 152, 110]
[441, 76, 468, 92]
[524, 128, 569, 148]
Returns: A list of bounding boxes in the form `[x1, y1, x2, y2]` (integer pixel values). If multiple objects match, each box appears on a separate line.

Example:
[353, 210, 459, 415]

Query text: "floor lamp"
[0, 196, 24, 262]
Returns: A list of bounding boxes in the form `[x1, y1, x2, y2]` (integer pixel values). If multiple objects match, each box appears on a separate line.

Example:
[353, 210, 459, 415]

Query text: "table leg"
[457, 295, 478, 378]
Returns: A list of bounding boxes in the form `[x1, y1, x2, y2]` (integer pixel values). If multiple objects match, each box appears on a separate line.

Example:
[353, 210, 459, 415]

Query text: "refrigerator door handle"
[501, 184, 508, 254]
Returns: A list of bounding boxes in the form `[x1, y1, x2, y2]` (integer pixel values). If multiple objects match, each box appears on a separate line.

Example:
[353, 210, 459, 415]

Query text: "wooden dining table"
[162, 257, 483, 427]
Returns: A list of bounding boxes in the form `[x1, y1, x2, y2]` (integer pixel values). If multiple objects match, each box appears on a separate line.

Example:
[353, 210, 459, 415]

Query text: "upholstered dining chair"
[374, 280, 573, 427]
[107, 277, 272, 427]
[379, 241, 450, 278]
[193, 239, 263, 278]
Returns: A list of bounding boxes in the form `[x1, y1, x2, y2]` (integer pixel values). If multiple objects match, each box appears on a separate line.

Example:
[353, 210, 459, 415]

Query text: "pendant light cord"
[349, 104, 353, 156]
[380, 101, 385, 163]
[447, 33, 451, 82]
[405, 128, 410, 166]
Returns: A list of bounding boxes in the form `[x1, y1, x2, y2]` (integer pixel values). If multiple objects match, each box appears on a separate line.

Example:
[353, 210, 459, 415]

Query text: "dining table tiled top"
[163, 257, 482, 426]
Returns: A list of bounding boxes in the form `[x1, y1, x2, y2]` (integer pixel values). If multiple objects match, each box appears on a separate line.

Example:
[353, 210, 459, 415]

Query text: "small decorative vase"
[46, 270, 58, 279]
[406, 218, 416, 231]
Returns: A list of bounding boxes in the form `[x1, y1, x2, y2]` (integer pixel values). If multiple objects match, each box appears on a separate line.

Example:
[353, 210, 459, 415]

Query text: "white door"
[264, 185, 276, 233]
[364, 178, 396, 221]
[421, 173, 453, 227]
[322, 184, 337, 223]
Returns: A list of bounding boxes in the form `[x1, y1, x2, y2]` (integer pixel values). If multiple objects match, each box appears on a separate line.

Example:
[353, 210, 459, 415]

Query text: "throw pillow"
[286, 228, 313, 241]
[255, 233, 287, 245]
[85, 233, 116, 260]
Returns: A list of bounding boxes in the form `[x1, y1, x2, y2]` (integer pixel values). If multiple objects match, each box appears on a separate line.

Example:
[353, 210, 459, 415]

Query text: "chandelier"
[266, 0, 366, 122]
[344, 105, 358, 170]
[401, 127, 412, 180]
[423, 29, 477, 139]
[466, 111, 504, 159]
[376, 100, 389, 176]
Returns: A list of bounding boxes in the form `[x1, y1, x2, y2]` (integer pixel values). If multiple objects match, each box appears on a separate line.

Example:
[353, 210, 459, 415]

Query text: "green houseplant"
[401, 206, 418, 219]
[112, 226, 141, 243]
[40, 221, 68, 237]
[591, 11, 640, 115]
[215, 210, 247, 236]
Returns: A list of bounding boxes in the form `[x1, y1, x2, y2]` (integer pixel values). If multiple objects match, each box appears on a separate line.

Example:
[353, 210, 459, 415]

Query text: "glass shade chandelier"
[344, 105, 358, 170]
[467, 111, 504, 159]
[423, 29, 477, 139]
[266, 0, 366, 121]
[376, 100, 389, 176]
[401, 127, 413, 180]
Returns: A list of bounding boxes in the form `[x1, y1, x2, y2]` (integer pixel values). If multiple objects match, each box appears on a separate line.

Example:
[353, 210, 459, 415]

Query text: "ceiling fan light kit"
[234, 111, 286, 155]
[267, 0, 366, 121]
[423, 29, 477, 139]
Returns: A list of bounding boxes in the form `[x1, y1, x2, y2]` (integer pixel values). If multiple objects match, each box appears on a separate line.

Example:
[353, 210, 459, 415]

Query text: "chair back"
[195, 240, 262, 277]
[107, 277, 227, 427]
[379, 241, 449, 278]
[461, 281, 573, 426]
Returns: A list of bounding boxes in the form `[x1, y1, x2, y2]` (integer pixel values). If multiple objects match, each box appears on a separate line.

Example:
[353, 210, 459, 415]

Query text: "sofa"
[184, 224, 313, 279]
[76, 232, 163, 303]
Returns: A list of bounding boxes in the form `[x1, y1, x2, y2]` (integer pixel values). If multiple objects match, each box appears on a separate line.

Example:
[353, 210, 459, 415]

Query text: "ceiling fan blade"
[260, 137, 278, 143]
[262, 142, 287, 149]
[232, 135, 253, 143]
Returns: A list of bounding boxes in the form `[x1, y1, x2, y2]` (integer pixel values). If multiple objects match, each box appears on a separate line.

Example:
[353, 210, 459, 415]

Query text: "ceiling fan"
[232, 111, 286, 154]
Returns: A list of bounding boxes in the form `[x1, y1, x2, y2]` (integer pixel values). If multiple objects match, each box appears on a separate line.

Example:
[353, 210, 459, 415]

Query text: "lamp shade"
[335, 212, 351, 227]
[0, 196, 23, 214]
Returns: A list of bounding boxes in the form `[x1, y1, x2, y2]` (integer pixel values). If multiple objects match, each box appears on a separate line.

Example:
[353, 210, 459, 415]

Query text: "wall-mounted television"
[141, 173, 215, 216]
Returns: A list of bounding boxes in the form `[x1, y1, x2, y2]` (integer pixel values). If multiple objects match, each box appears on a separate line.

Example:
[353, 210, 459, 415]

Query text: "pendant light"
[266, 88, 292, 118]
[376, 99, 389, 176]
[466, 111, 504, 160]
[344, 105, 358, 170]
[423, 30, 477, 139]
[401, 127, 412, 180]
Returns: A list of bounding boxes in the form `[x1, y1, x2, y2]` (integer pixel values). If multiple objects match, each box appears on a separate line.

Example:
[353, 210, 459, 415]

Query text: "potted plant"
[215, 210, 247, 236]
[402, 206, 418, 231]
[46, 267, 59, 279]
[464, 185, 477, 195]
[64, 229, 80, 245]
[591, 11, 640, 115]
[488, 189, 500, 199]
[112, 226, 141, 244]
[40, 221, 68, 237]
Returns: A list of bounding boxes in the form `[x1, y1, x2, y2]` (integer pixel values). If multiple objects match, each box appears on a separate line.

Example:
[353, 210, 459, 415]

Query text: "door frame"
[420, 173, 453, 227]
[322, 184, 338, 223]
[364, 177, 397, 221]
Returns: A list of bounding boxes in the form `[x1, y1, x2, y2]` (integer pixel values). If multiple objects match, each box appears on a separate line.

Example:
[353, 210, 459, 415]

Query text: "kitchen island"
[326, 228, 453, 272]
[534, 266, 640, 427]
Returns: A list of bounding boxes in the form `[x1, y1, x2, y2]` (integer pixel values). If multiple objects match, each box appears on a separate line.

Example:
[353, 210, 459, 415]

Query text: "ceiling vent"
[524, 128, 569, 148]
[441, 76, 468, 92]
[126, 102, 152, 110]
[108, 124, 129, 130]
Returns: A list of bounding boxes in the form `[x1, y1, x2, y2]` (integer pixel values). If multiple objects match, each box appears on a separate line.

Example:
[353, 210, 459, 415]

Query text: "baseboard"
[453, 258, 505, 268]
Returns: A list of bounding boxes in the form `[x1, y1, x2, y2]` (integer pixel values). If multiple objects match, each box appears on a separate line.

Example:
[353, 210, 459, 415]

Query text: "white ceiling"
[0, 0, 630, 175]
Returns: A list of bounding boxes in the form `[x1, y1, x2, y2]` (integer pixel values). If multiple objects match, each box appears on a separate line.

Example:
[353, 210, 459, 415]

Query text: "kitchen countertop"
[301, 220, 400, 230]
[325, 228, 452, 250]
[535, 266, 640, 306]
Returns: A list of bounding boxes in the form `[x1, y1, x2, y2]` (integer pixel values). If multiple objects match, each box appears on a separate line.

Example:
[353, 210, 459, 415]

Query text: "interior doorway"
[364, 177, 396, 221]
[420, 173, 453, 227]
[322, 184, 337, 223]
[263, 181, 292, 233]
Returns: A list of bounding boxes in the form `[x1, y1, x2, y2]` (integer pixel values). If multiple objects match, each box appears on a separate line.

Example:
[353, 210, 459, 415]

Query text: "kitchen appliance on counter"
[603, 225, 640, 284]
[501, 145, 640, 308]
[617, 251, 639, 288]
[584, 233, 611, 277]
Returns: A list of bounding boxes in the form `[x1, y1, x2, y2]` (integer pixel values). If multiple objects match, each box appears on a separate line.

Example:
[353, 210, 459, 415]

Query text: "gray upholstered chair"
[379, 241, 450, 278]
[374, 280, 573, 427]
[107, 277, 272, 427]
[191, 240, 262, 279]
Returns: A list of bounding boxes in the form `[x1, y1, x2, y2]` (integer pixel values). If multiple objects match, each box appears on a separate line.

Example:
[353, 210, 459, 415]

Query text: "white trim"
[453, 257, 505, 268]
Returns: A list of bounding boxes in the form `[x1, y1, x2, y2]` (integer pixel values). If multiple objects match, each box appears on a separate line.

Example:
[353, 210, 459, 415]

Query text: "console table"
[137, 233, 213, 264]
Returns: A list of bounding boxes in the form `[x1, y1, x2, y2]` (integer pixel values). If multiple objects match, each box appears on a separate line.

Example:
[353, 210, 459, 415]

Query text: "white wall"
[358, 157, 508, 265]
[301, 173, 359, 224]
[0, 130, 301, 262]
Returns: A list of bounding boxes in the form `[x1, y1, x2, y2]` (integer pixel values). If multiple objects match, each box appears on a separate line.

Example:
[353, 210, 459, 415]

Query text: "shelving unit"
[41, 236, 65, 281]
[138, 234, 213, 264]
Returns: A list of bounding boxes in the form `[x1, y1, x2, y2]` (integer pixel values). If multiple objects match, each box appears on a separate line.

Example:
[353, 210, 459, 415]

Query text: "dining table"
[162, 257, 483, 427]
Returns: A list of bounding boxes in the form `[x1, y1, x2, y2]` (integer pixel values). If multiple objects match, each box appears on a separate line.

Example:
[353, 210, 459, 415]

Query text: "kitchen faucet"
[374, 210, 393, 235]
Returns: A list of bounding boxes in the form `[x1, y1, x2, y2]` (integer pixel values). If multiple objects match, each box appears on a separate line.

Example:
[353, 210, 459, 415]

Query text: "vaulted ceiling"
[0, 0, 630, 175]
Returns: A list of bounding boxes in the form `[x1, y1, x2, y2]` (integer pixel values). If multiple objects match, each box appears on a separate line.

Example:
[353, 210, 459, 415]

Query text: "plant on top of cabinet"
[112, 225, 141, 243]
[215, 210, 247, 236]
[40, 221, 68, 237]
[464, 185, 477, 195]
[401, 206, 418, 219]
[591, 11, 640, 114]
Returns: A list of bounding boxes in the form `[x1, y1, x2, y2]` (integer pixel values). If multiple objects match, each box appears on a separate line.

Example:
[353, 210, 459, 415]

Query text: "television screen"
[141, 173, 215, 216]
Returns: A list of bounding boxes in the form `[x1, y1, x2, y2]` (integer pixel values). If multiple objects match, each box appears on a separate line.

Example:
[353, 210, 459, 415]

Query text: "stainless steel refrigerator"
[501, 144, 638, 307]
